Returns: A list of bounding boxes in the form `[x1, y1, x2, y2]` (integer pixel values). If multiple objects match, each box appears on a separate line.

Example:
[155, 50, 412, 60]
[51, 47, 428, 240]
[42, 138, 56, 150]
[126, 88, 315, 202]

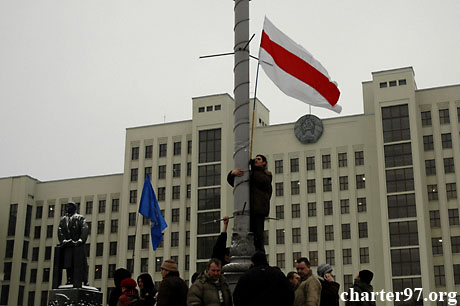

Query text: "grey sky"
[1, 0, 459, 181]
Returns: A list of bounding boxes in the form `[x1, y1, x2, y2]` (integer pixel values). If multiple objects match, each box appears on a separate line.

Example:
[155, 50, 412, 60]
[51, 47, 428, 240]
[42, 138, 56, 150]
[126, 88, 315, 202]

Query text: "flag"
[139, 175, 168, 251]
[259, 17, 342, 113]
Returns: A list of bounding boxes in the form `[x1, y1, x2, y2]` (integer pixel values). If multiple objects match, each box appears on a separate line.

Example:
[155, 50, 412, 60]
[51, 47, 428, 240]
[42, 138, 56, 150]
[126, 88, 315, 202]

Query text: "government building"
[1, 66, 459, 305]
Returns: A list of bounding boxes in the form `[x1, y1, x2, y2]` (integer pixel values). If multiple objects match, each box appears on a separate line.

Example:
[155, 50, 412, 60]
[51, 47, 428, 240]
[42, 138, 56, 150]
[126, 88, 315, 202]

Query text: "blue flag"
[139, 175, 168, 251]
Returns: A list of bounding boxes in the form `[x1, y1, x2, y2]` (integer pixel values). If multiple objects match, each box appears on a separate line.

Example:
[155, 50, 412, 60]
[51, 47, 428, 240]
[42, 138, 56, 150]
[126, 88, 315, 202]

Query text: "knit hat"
[161, 259, 178, 272]
[121, 278, 137, 289]
[317, 264, 333, 277]
[359, 270, 374, 284]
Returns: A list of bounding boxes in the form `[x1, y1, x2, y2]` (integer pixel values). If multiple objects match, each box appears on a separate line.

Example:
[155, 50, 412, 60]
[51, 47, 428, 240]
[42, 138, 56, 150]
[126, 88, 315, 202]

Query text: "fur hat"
[359, 270, 374, 284]
[317, 264, 333, 277]
[121, 278, 137, 289]
[161, 259, 178, 272]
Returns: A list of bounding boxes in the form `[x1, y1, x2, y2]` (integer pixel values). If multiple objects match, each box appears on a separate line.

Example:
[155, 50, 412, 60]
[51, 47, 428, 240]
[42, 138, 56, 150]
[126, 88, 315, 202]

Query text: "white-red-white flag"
[259, 17, 342, 113]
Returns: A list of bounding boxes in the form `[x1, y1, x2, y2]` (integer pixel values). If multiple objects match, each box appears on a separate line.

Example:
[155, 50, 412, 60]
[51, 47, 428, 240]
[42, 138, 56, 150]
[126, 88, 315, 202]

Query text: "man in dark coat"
[57, 201, 89, 287]
[227, 155, 272, 251]
[317, 264, 340, 306]
[233, 251, 294, 306]
[345, 270, 376, 306]
[109, 268, 132, 306]
[157, 259, 188, 306]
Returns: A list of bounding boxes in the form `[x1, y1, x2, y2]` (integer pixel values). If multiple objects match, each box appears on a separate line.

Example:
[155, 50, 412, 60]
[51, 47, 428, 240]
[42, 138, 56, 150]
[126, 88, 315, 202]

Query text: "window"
[277, 253, 285, 269]
[97, 221, 104, 234]
[187, 162, 191, 177]
[43, 246, 51, 260]
[199, 128, 221, 163]
[292, 228, 301, 243]
[382, 104, 410, 143]
[48, 204, 55, 218]
[389, 221, 419, 247]
[325, 250, 335, 265]
[358, 222, 368, 238]
[390, 248, 421, 276]
[432, 238, 443, 255]
[387, 194, 416, 219]
[425, 159, 436, 175]
[198, 106, 205, 113]
[108, 264, 116, 278]
[341, 199, 350, 214]
[34, 226, 41, 239]
[389, 80, 397, 87]
[447, 183, 457, 199]
[343, 249, 352, 264]
[110, 241, 117, 256]
[158, 165, 166, 179]
[171, 232, 179, 247]
[355, 151, 364, 165]
[356, 174, 366, 189]
[399, 79, 407, 86]
[439, 109, 450, 124]
[145, 145, 153, 159]
[171, 208, 180, 223]
[187, 140, 192, 154]
[206, 105, 213, 111]
[308, 202, 316, 217]
[322, 154, 331, 169]
[174, 142, 181, 155]
[31, 247, 38, 261]
[430, 210, 441, 228]
[159, 143, 167, 157]
[96, 242, 103, 256]
[344, 275, 354, 292]
[186, 231, 190, 246]
[30, 268, 37, 283]
[197, 212, 220, 234]
[428, 184, 438, 201]
[131, 147, 139, 160]
[444, 158, 455, 173]
[158, 187, 166, 201]
[452, 236, 460, 253]
[98, 200, 106, 213]
[198, 164, 221, 187]
[449, 209, 460, 226]
[140, 258, 148, 273]
[309, 251, 318, 266]
[276, 205, 284, 219]
[307, 179, 316, 193]
[215, 104, 221, 110]
[342, 224, 351, 239]
[112, 199, 119, 212]
[380, 82, 387, 88]
[275, 182, 284, 196]
[186, 207, 191, 221]
[145, 166, 152, 179]
[458, 106, 460, 122]
[276, 229, 285, 244]
[324, 201, 333, 216]
[36, 206, 43, 219]
[360, 247, 370, 263]
[323, 177, 332, 192]
[130, 168, 138, 182]
[43, 268, 50, 282]
[386, 168, 414, 193]
[292, 204, 300, 218]
[306, 156, 315, 170]
[129, 213, 136, 226]
[454, 265, 460, 284]
[46, 225, 53, 238]
[290, 158, 299, 172]
[442, 133, 452, 149]
[85, 202, 92, 215]
[325, 225, 334, 241]
[129, 190, 137, 204]
[338, 153, 347, 167]
[292, 252, 301, 267]
[111, 220, 118, 233]
[198, 188, 220, 210]
[384, 143, 412, 168]
[172, 185, 180, 200]
[95, 265, 102, 279]
[423, 135, 434, 151]
[434, 265, 446, 286]
[421, 111, 432, 126]
[275, 160, 283, 174]
[291, 181, 300, 195]
[264, 230, 269, 245]
[128, 235, 135, 250]
[308, 226, 317, 242]
[3, 262, 12, 281]
[339, 176, 348, 191]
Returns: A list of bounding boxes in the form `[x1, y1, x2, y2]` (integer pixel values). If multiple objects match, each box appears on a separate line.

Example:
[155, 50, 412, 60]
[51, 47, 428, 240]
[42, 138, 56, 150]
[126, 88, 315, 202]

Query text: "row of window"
[379, 79, 407, 88]
[131, 140, 192, 160]
[130, 163, 193, 182]
[274, 175, 365, 196]
[427, 183, 458, 201]
[274, 151, 364, 174]
[430, 209, 460, 227]
[423, 133, 454, 150]
[425, 157, 455, 175]
[198, 104, 221, 113]
[421, 107, 460, 126]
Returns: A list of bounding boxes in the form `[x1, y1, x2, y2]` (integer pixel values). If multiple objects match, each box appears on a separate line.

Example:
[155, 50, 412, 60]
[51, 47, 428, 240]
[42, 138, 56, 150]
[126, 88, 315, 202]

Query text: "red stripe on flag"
[261, 31, 340, 106]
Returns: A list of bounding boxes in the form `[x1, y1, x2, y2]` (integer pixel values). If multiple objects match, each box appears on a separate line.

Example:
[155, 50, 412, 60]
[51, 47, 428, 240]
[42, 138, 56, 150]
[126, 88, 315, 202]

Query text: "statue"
[54, 201, 89, 288]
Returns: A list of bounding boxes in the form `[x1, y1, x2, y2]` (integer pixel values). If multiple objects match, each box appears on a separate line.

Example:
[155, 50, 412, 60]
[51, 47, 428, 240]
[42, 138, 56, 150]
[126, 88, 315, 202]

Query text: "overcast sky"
[1, 0, 459, 181]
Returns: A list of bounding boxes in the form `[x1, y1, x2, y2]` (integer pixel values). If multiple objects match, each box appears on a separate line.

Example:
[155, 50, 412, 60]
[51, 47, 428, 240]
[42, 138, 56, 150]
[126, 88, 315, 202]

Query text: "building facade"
[1, 67, 459, 305]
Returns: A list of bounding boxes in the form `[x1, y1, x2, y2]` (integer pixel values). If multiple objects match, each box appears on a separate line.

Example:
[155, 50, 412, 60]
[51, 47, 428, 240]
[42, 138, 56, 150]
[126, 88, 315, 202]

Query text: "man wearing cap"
[317, 264, 339, 306]
[187, 258, 232, 306]
[294, 257, 321, 306]
[117, 278, 139, 306]
[345, 270, 376, 306]
[157, 259, 188, 306]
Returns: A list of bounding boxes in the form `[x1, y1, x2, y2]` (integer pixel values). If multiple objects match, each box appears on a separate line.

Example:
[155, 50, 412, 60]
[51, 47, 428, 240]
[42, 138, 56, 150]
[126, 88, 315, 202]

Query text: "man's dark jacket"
[345, 280, 376, 306]
[156, 271, 188, 306]
[319, 278, 340, 306]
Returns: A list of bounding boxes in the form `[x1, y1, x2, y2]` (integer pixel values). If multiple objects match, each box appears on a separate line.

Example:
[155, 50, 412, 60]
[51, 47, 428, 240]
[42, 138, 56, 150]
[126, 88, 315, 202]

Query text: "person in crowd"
[233, 251, 294, 306]
[294, 257, 321, 306]
[317, 264, 339, 306]
[287, 271, 301, 291]
[156, 259, 188, 306]
[137, 273, 157, 305]
[211, 216, 231, 266]
[345, 270, 376, 306]
[109, 268, 132, 306]
[227, 155, 272, 251]
[187, 258, 232, 306]
[191, 272, 201, 285]
[117, 278, 140, 306]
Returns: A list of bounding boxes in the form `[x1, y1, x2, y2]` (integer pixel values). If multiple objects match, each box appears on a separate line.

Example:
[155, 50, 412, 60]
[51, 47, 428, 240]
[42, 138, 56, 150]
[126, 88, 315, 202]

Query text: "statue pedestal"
[48, 286, 102, 306]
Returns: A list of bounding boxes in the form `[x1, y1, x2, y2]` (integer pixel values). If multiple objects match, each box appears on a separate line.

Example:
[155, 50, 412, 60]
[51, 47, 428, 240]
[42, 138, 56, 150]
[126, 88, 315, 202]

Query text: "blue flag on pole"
[139, 175, 168, 251]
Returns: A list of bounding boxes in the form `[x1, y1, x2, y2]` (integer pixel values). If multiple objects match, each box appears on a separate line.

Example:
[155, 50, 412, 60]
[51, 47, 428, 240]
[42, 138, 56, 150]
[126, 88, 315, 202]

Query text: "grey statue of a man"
[57, 201, 89, 287]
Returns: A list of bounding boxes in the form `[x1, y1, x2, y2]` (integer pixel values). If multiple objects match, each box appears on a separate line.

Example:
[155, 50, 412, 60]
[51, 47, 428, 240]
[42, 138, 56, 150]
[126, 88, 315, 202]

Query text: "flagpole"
[249, 62, 260, 159]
